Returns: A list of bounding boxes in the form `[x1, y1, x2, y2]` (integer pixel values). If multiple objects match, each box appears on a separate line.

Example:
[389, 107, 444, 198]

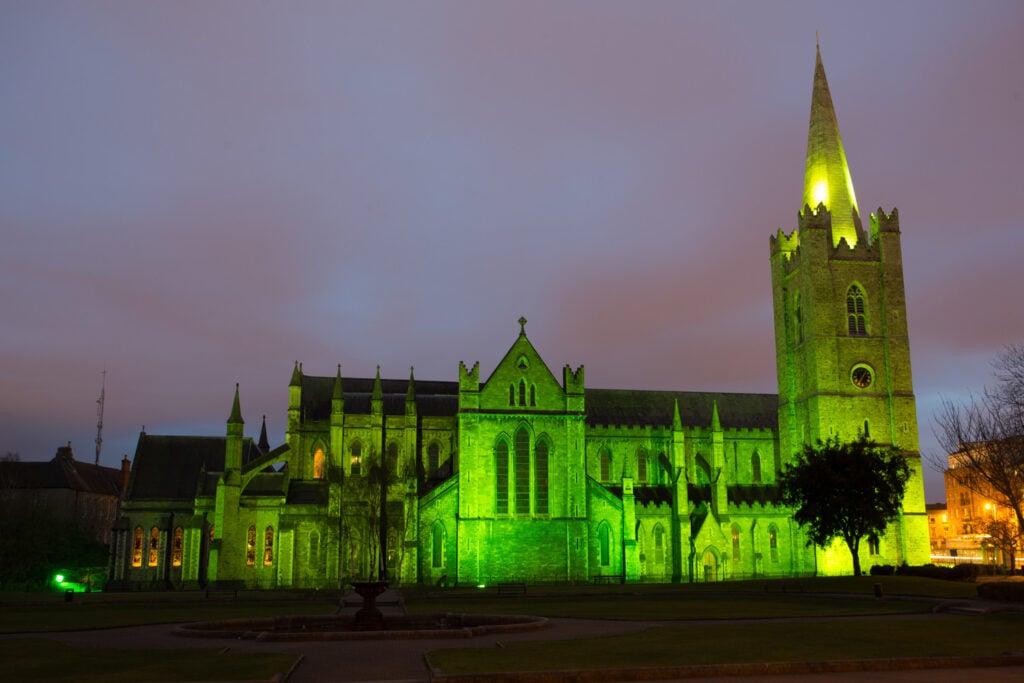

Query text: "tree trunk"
[847, 537, 862, 576]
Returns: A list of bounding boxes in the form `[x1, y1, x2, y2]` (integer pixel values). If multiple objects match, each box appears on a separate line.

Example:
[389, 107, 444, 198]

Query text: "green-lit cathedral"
[110, 48, 929, 590]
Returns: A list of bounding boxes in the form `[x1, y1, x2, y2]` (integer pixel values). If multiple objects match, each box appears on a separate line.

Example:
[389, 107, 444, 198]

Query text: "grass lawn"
[0, 598, 337, 633]
[0, 638, 299, 682]
[426, 612, 1024, 675]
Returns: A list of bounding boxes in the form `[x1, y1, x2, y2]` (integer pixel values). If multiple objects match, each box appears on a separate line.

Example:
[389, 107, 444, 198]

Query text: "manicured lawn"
[0, 638, 300, 682]
[0, 598, 337, 633]
[426, 612, 1024, 675]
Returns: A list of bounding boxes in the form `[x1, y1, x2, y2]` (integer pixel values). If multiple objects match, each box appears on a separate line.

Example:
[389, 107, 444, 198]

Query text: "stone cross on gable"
[518, 316, 527, 334]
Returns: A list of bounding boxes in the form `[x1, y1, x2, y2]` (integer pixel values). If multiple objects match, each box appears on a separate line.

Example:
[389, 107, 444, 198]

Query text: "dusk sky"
[3, 1, 1023, 503]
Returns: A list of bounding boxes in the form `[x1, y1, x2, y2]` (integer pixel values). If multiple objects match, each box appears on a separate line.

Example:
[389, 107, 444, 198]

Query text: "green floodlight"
[55, 574, 65, 583]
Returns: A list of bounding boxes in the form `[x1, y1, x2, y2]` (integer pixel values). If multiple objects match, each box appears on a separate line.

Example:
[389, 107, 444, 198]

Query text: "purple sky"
[3, 1, 1023, 503]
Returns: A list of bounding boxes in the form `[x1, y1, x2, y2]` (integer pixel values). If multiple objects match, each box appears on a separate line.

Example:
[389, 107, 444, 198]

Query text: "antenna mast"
[95, 369, 106, 465]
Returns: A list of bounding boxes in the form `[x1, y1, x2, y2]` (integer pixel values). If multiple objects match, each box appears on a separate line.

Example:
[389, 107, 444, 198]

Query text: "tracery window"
[514, 427, 530, 514]
[495, 440, 509, 514]
[535, 439, 549, 515]
[264, 526, 274, 566]
[246, 525, 256, 566]
[313, 447, 325, 479]
[132, 526, 143, 567]
[172, 527, 183, 567]
[350, 441, 362, 476]
[148, 527, 159, 567]
[846, 284, 867, 336]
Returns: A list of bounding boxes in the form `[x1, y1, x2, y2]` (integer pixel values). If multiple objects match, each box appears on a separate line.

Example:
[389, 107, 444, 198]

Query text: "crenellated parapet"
[769, 226, 799, 258]
[869, 206, 900, 241]
[458, 360, 479, 411]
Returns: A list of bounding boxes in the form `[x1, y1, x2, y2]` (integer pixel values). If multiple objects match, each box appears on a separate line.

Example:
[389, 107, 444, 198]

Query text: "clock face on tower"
[851, 365, 873, 389]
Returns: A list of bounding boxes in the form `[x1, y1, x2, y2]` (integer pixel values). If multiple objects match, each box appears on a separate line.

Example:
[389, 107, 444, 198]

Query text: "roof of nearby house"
[0, 447, 123, 497]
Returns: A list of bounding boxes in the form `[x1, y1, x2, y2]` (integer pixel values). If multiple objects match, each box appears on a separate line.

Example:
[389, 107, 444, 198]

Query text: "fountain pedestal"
[350, 580, 389, 631]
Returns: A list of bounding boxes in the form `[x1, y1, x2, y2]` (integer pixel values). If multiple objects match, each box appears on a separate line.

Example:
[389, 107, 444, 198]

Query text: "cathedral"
[109, 47, 929, 590]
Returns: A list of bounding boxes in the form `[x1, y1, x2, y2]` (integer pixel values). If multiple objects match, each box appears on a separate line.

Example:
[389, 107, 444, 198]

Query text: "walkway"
[15, 589, 1024, 682]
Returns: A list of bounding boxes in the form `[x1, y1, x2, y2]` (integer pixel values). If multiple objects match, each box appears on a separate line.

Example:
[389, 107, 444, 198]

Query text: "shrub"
[895, 563, 980, 582]
[869, 564, 895, 576]
[977, 581, 1024, 602]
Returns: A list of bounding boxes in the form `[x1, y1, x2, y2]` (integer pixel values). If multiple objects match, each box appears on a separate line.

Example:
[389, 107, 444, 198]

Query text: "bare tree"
[2, 451, 19, 462]
[934, 344, 1024, 536]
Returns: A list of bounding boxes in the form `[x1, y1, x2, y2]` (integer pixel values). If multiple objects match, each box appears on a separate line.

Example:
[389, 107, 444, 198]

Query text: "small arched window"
[313, 446, 325, 480]
[246, 525, 257, 566]
[427, 442, 440, 476]
[518, 379, 526, 407]
[768, 526, 779, 563]
[600, 449, 611, 482]
[653, 524, 665, 565]
[509, 384, 515, 406]
[132, 526, 143, 567]
[599, 522, 612, 567]
[637, 449, 648, 483]
[148, 527, 160, 567]
[529, 385, 536, 406]
[350, 441, 362, 476]
[751, 451, 762, 484]
[172, 527, 183, 567]
[731, 524, 740, 562]
[846, 284, 867, 336]
[264, 526, 274, 566]
[431, 522, 445, 568]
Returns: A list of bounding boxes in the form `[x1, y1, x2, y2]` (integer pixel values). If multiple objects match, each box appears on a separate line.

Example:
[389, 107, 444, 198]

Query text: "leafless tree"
[935, 344, 1024, 535]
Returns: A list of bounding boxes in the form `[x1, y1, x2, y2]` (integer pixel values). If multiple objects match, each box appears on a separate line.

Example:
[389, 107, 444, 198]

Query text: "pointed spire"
[372, 365, 383, 401]
[258, 415, 269, 452]
[672, 398, 682, 431]
[711, 400, 721, 432]
[802, 43, 861, 248]
[228, 383, 244, 425]
[289, 360, 302, 387]
[332, 364, 343, 400]
[406, 366, 416, 401]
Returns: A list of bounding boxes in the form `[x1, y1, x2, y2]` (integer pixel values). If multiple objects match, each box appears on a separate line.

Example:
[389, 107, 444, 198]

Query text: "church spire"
[228, 383, 243, 426]
[802, 43, 862, 248]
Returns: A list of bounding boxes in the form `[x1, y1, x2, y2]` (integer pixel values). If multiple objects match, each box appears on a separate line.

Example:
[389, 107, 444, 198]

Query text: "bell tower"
[769, 44, 928, 567]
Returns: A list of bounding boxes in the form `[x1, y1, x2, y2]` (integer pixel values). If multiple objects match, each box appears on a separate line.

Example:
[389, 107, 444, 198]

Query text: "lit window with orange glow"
[263, 526, 274, 566]
[246, 525, 256, 566]
[148, 527, 159, 567]
[132, 526, 143, 567]
[172, 527, 183, 567]
[313, 447, 325, 479]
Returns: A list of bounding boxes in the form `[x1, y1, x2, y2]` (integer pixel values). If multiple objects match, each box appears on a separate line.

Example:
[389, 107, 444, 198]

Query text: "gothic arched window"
[264, 526, 274, 566]
[846, 284, 867, 336]
[313, 446, 325, 480]
[148, 527, 159, 567]
[599, 522, 612, 567]
[172, 527, 183, 567]
[427, 442, 440, 476]
[637, 449, 648, 483]
[768, 526, 779, 563]
[514, 426, 530, 514]
[132, 526, 143, 567]
[731, 524, 741, 562]
[600, 449, 611, 482]
[495, 440, 509, 514]
[246, 525, 256, 566]
[350, 441, 362, 476]
[653, 524, 665, 565]
[431, 522, 445, 568]
[751, 451, 762, 483]
[535, 439, 549, 515]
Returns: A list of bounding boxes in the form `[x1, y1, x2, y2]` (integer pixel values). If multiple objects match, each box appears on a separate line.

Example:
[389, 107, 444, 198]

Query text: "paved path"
[10, 590, 1024, 682]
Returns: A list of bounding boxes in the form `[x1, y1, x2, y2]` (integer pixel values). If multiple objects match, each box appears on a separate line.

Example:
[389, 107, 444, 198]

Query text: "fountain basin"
[173, 612, 549, 641]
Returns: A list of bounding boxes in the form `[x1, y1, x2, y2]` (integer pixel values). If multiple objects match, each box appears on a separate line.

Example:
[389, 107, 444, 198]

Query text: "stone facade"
[109, 47, 930, 590]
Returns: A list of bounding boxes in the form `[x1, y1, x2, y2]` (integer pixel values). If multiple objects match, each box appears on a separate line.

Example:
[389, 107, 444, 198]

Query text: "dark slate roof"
[635, 485, 673, 506]
[0, 451, 122, 496]
[300, 375, 459, 421]
[585, 389, 777, 429]
[727, 485, 783, 507]
[129, 434, 239, 501]
[244, 472, 287, 497]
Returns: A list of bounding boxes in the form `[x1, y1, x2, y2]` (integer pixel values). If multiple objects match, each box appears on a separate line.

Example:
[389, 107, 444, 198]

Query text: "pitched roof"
[129, 434, 238, 501]
[585, 389, 777, 430]
[0, 452, 122, 496]
[300, 375, 459, 420]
